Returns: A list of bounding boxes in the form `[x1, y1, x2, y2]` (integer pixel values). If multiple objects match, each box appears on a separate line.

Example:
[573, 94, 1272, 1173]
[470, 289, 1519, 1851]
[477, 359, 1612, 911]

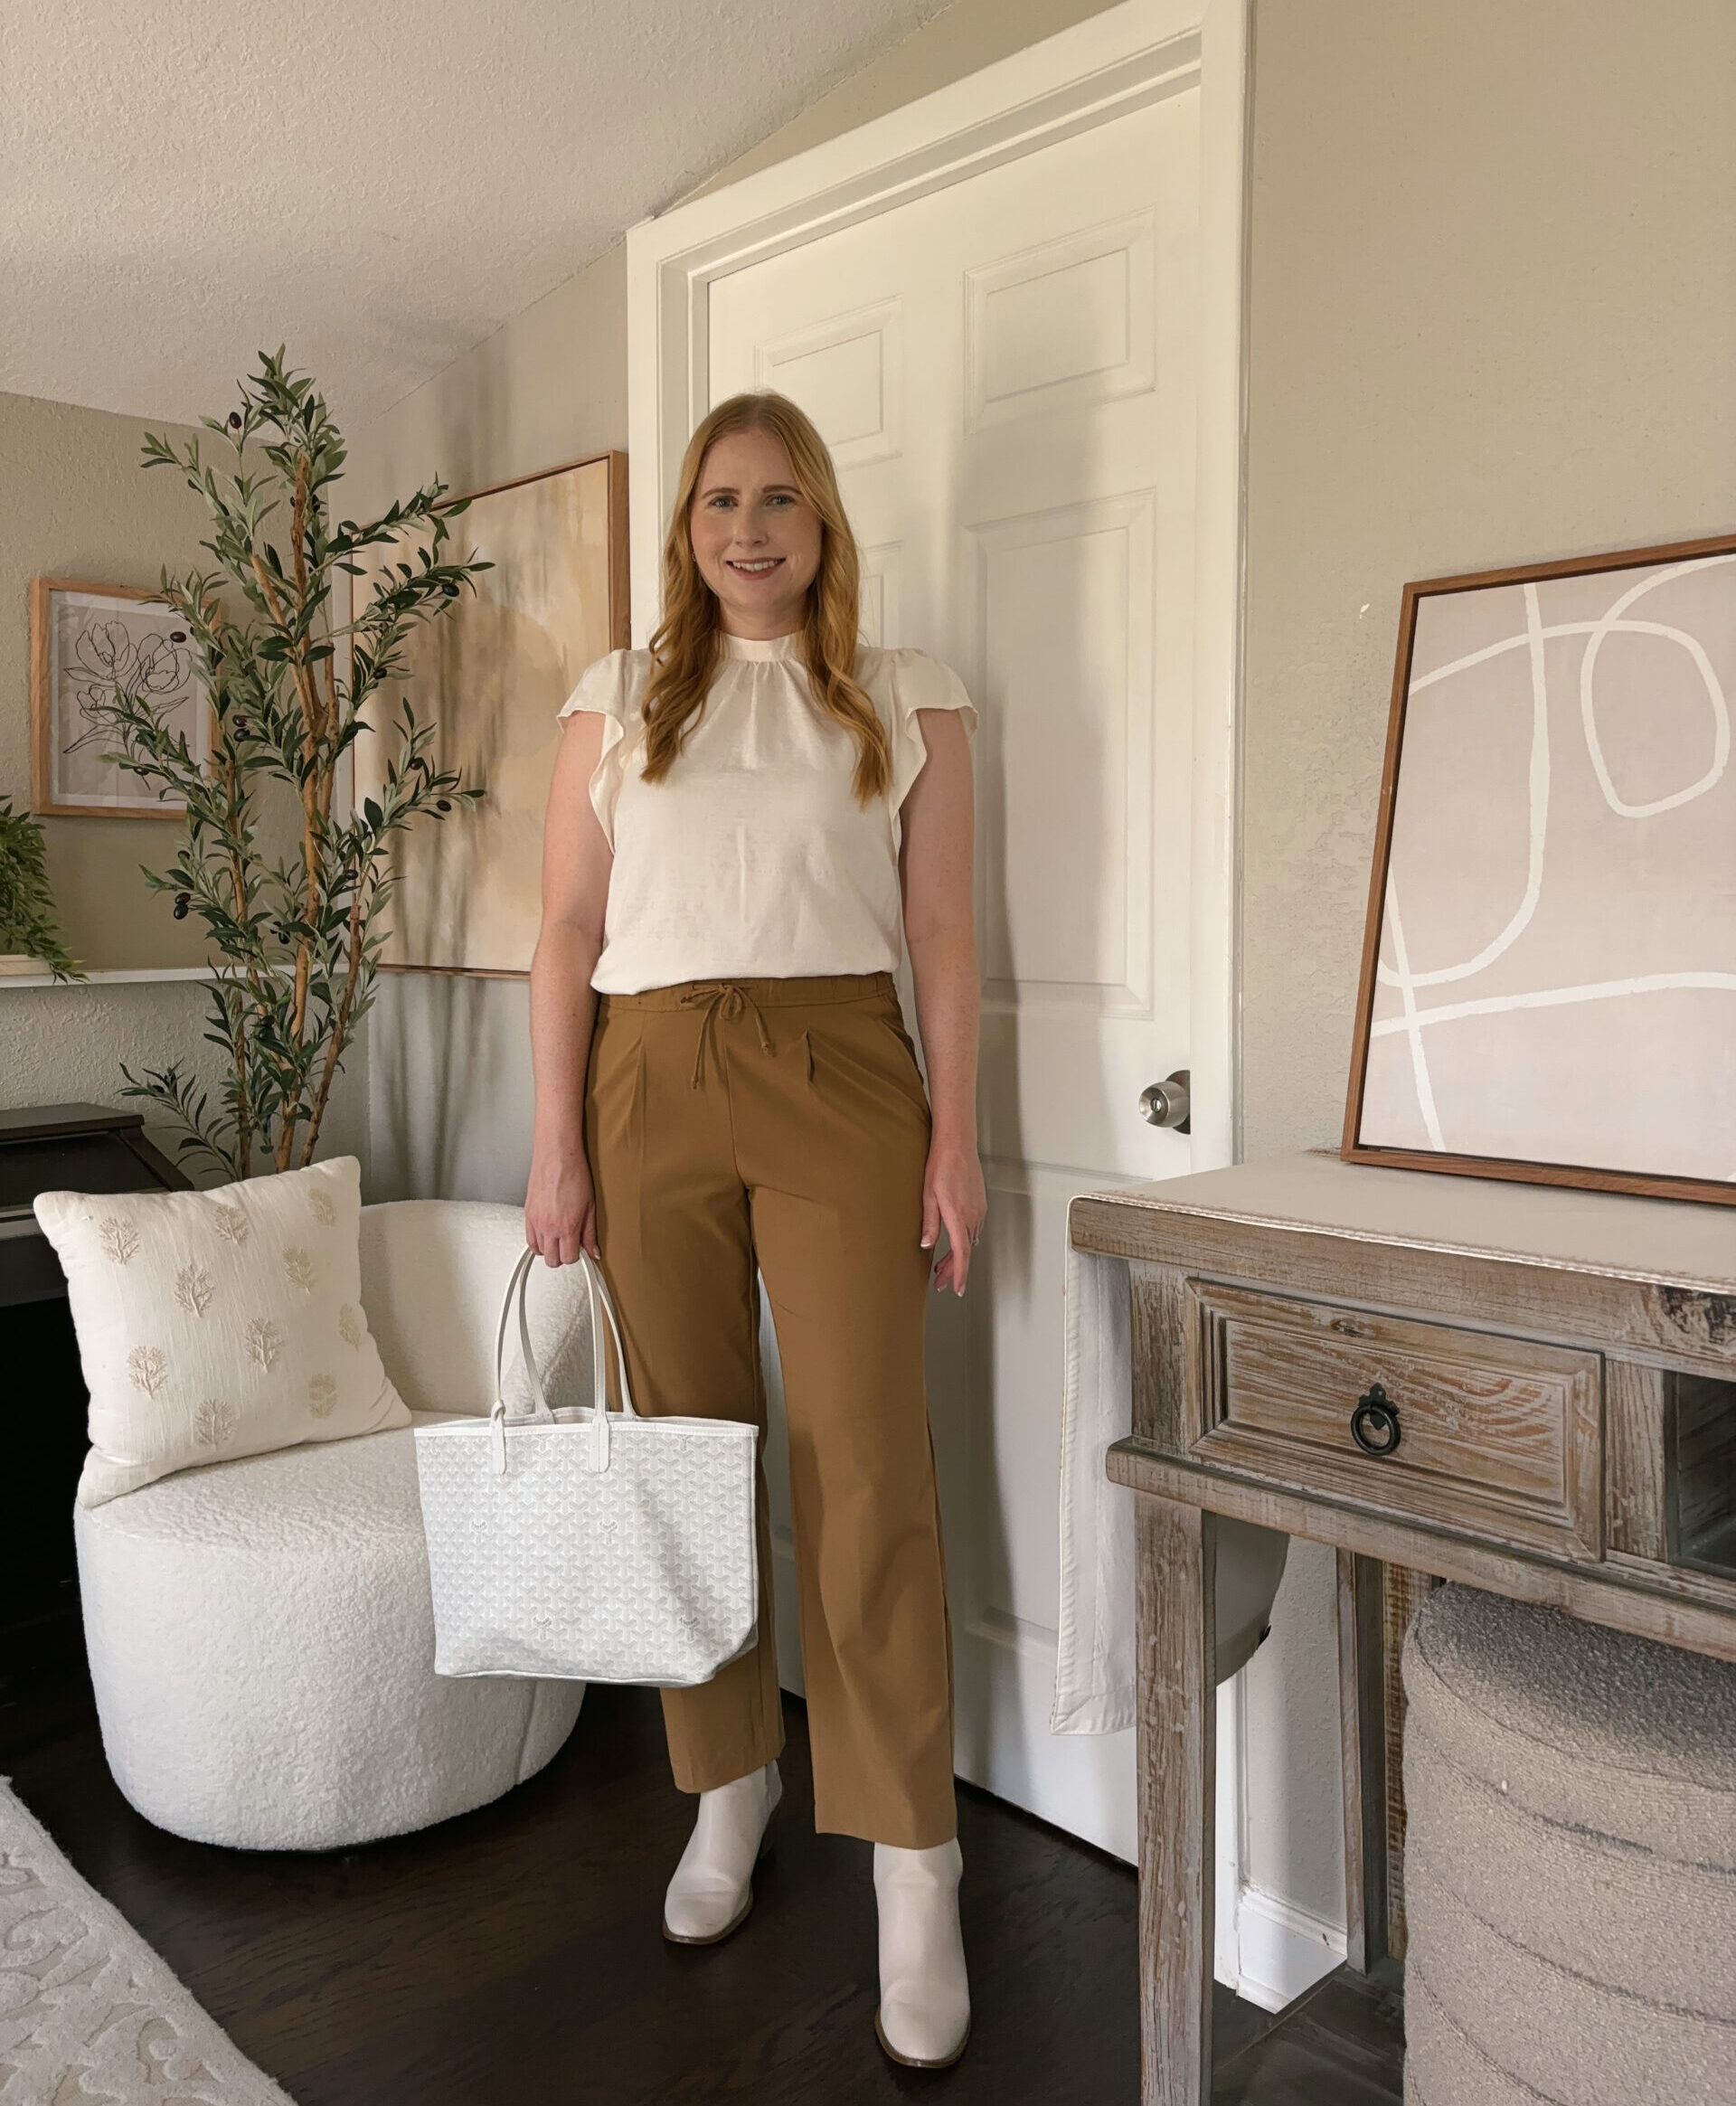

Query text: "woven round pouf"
[1401, 1584, 1736, 2106]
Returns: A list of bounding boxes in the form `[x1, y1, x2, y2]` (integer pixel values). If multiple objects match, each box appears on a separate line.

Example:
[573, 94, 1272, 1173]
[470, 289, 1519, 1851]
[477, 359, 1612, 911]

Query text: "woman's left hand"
[920, 1132, 987, 1295]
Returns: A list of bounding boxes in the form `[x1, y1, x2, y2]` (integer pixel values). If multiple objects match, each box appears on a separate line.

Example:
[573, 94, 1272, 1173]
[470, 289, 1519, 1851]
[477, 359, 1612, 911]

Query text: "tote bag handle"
[489, 1245, 638, 1475]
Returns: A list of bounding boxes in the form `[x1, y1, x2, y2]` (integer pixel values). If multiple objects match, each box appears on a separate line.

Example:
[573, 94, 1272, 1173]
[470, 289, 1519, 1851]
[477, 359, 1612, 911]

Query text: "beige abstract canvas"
[1347, 535, 1736, 1204]
[352, 452, 627, 975]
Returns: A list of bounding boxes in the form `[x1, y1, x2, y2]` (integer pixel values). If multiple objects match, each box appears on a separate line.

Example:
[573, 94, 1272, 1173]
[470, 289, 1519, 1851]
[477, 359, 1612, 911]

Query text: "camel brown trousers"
[583, 968, 958, 1848]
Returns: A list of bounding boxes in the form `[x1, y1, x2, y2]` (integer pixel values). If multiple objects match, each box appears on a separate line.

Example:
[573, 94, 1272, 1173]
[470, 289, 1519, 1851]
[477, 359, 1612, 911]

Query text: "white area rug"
[0, 1780, 294, 2105]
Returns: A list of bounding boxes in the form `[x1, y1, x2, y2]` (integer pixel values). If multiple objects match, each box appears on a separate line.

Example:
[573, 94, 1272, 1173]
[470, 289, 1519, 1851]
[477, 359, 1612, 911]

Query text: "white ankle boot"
[661, 1761, 782, 1944]
[873, 1837, 970, 2067]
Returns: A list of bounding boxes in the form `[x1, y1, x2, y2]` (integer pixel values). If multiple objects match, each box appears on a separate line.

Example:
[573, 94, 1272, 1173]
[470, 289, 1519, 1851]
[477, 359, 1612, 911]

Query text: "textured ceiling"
[2, 0, 948, 430]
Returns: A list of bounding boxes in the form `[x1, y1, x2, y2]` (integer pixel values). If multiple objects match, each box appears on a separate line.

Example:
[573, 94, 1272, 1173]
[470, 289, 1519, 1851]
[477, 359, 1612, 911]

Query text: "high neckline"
[721, 628, 805, 662]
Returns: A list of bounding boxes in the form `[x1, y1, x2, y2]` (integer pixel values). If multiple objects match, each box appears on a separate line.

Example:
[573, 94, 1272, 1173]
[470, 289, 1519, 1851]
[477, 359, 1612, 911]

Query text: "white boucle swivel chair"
[72, 1201, 590, 1851]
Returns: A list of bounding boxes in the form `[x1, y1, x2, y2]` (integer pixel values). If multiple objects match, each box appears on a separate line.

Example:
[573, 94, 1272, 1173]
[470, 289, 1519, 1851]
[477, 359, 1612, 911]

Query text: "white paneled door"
[705, 82, 1203, 1861]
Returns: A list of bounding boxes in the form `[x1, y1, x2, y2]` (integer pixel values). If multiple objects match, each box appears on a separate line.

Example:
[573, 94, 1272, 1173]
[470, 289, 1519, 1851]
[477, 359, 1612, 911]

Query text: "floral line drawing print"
[337, 1303, 363, 1349]
[193, 1397, 238, 1449]
[61, 619, 193, 761]
[308, 1189, 337, 1228]
[282, 1246, 316, 1293]
[99, 1217, 140, 1265]
[244, 1317, 284, 1371]
[32, 583, 213, 817]
[307, 1374, 339, 1420]
[127, 1345, 169, 1397]
[175, 1261, 214, 1317]
[210, 1202, 250, 1246]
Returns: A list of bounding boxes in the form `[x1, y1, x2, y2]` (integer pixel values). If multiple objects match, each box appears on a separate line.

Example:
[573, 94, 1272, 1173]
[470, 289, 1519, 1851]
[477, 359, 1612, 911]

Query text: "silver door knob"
[1139, 1071, 1191, 1134]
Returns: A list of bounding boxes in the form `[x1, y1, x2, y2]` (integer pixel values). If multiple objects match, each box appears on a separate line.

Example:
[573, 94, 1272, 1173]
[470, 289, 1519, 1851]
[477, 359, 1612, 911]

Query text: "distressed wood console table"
[1070, 1151, 1736, 2105]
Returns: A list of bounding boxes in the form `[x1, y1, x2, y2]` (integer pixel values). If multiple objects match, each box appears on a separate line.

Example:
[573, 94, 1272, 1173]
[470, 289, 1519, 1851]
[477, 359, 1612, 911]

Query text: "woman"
[525, 390, 986, 2070]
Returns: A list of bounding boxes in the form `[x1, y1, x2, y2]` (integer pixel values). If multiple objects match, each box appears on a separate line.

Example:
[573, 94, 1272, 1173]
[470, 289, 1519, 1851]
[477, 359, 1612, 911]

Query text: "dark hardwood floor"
[2, 1670, 1401, 2103]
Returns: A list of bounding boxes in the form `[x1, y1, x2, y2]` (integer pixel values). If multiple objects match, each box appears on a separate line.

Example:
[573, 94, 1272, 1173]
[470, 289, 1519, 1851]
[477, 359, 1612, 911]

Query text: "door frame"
[625, 0, 1249, 1170]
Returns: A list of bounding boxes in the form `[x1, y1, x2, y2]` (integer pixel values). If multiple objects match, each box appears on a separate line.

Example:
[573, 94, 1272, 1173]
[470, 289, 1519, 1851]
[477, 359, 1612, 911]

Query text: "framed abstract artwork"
[351, 450, 628, 976]
[30, 579, 212, 818]
[1344, 530, 1736, 1206]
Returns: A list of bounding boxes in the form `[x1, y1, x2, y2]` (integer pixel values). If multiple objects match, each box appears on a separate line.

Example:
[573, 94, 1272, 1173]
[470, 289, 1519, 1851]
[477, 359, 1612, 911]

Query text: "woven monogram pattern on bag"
[414, 1414, 759, 1686]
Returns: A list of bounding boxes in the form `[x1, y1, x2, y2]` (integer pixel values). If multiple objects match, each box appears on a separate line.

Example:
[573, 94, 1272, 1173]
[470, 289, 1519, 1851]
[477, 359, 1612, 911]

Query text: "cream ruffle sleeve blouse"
[557, 631, 977, 996]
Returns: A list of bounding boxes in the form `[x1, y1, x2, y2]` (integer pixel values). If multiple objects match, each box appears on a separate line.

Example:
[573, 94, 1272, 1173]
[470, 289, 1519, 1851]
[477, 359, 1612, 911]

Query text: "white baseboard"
[1230, 1883, 1345, 2013]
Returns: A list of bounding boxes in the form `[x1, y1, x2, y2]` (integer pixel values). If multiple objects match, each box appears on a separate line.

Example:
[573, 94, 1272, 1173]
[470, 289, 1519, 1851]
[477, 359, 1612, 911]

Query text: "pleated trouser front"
[582, 968, 958, 1848]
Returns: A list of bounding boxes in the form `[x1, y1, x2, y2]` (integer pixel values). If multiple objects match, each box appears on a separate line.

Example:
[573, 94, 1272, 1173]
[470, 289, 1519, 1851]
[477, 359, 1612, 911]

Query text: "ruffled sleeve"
[557, 648, 640, 850]
[882, 647, 978, 819]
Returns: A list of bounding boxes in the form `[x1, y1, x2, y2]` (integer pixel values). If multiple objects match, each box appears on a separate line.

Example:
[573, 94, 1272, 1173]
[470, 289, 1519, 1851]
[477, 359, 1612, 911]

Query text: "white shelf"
[0, 966, 218, 991]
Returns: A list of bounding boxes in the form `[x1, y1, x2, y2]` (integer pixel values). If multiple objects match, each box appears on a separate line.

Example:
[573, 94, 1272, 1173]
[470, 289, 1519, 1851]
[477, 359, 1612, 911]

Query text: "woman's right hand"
[524, 1138, 600, 1266]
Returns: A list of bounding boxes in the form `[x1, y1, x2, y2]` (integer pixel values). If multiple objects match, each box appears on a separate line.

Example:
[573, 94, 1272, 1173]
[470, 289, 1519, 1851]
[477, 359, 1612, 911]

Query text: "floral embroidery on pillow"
[127, 1345, 169, 1396]
[175, 1261, 214, 1317]
[243, 1317, 284, 1371]
[33, 1155, 399, 1507]
[193, 1398, 238, 1449]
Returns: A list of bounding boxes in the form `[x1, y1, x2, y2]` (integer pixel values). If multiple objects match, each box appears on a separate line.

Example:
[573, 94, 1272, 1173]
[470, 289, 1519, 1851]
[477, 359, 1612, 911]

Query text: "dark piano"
[1, 1103, 190, 1694]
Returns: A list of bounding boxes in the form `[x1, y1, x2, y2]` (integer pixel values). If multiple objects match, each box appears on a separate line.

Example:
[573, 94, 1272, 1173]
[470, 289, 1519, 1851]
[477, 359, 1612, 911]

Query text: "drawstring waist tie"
[596, 971, 896, 1091]
[680, 983, 773, 1090]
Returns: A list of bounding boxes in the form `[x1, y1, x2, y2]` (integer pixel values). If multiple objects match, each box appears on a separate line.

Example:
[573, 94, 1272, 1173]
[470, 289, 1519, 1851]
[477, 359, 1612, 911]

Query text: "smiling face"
[688, 426, 824, 638]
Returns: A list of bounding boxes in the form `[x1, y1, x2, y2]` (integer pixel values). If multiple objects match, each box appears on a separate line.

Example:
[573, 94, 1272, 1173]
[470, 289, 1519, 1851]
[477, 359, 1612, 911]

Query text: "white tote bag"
[412, 1245, 760, 1686]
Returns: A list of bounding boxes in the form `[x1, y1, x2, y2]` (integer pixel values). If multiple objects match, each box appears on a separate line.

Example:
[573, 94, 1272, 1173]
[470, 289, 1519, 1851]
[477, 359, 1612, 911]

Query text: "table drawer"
[1185, 1281, 1603, 1559]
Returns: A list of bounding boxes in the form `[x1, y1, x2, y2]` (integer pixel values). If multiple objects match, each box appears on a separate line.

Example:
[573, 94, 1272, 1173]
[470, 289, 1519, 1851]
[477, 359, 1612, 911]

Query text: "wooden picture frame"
[30, 578, 213, 819]
[351, 449, 629, 978]
[1343, 529, 1736, 1207]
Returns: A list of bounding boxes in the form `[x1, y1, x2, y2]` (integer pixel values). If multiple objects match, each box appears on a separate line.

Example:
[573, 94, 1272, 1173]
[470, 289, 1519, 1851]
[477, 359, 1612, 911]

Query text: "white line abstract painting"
[1358, 549, 1736, 1186]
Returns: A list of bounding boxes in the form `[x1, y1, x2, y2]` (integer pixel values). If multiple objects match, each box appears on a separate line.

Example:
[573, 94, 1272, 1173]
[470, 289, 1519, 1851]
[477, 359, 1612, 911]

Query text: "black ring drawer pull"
[1351, 1384, 1401, 1457]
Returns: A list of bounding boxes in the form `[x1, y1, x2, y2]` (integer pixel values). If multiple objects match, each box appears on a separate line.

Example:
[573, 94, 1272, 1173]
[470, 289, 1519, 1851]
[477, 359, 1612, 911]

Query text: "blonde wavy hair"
[642, 392, 891, 804]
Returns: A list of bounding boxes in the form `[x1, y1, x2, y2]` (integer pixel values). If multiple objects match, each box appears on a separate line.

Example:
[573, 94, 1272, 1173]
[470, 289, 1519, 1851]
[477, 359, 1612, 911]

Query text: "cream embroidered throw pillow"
[33, 1155, 410, 1507]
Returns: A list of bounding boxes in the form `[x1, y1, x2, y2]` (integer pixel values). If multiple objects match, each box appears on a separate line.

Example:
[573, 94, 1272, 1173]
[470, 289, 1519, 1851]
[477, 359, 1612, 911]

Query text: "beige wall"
[1241, 0, 1736, 1162]
[2, 392, 213, 975]
[1237, 0, 1736, 1922]
[337, 243, 631, 534]
[342, 0, 1736, 1932]
[0, 390, 368, 1177]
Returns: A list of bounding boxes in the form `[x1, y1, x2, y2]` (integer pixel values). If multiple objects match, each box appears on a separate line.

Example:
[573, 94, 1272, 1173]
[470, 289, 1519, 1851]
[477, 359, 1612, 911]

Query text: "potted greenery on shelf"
[0, 798, 84, 980]
[85, 346, 487, 1180]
